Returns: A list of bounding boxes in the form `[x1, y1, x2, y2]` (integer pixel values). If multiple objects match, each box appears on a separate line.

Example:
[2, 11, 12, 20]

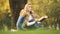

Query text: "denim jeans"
[16, 16, 26, 30]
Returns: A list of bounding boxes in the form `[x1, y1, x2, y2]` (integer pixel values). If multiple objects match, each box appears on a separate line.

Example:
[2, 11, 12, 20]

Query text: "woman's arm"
[19, 9, 27, 17]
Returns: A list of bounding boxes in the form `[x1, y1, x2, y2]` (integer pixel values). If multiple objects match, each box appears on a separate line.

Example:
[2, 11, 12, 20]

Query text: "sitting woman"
[22, 3, 48, 28]
[16, 3, 48, 30]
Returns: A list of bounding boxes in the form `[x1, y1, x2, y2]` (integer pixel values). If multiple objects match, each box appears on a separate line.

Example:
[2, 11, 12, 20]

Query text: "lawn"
[0, 28, 60, 34]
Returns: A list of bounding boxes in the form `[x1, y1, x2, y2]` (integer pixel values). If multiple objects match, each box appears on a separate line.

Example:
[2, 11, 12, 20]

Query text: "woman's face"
[27, 5, 32, 11]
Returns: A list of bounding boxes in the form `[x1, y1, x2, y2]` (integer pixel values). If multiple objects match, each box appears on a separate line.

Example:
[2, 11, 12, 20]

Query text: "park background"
[0, 0, 60, 34]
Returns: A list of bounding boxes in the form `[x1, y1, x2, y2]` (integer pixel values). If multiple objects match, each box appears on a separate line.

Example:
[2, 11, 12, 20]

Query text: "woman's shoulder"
[20, 9, 26, 16]
[21, 9, 24, 12]
[20, 9, 26, 12]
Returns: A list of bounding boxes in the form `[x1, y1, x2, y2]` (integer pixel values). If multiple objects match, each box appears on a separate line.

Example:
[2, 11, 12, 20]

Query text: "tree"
[9, 0, 27, 29]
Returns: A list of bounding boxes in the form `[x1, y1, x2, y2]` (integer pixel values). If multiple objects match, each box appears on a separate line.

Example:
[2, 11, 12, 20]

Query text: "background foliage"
[0, 0, 60, 31]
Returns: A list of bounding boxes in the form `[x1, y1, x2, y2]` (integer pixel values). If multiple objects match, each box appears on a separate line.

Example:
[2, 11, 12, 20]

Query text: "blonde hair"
[24, 3, 32, 11]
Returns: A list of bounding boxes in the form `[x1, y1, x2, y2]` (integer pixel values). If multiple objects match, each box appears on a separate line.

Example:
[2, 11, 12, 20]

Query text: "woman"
[22, 3, 48, 27]
[16, 3, 48, 30]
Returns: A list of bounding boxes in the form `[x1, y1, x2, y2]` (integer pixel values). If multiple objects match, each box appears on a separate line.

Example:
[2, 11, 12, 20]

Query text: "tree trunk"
[9, 0, 27, 29]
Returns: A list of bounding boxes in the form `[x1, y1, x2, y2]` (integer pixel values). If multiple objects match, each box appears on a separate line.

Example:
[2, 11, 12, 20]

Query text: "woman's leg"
[16, 16, 22, 30]
[16, 16, 26, 30]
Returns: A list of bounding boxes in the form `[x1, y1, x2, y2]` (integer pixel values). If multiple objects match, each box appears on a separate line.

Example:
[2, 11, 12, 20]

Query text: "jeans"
[16, 16, 26, 30]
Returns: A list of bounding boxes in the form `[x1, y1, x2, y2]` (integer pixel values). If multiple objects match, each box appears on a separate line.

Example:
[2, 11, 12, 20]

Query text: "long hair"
[24, 3, 32, 11]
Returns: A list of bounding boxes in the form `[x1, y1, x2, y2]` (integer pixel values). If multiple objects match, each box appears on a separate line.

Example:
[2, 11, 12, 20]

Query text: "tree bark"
[9, 0, 27, 29]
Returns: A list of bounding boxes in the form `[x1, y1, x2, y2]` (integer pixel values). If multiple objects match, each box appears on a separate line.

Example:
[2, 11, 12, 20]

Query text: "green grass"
[0, 29, 60, 34]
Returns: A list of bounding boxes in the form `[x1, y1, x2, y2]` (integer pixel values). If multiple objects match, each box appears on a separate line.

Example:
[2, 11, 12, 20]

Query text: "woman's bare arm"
[19, 9, 27, 17]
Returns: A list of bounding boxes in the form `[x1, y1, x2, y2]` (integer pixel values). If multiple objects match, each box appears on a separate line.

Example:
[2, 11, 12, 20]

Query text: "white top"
[28, 15, 33, 21]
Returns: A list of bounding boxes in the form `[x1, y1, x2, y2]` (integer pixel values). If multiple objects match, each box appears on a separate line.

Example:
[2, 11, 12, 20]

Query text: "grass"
[0, 28, 60, 34]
